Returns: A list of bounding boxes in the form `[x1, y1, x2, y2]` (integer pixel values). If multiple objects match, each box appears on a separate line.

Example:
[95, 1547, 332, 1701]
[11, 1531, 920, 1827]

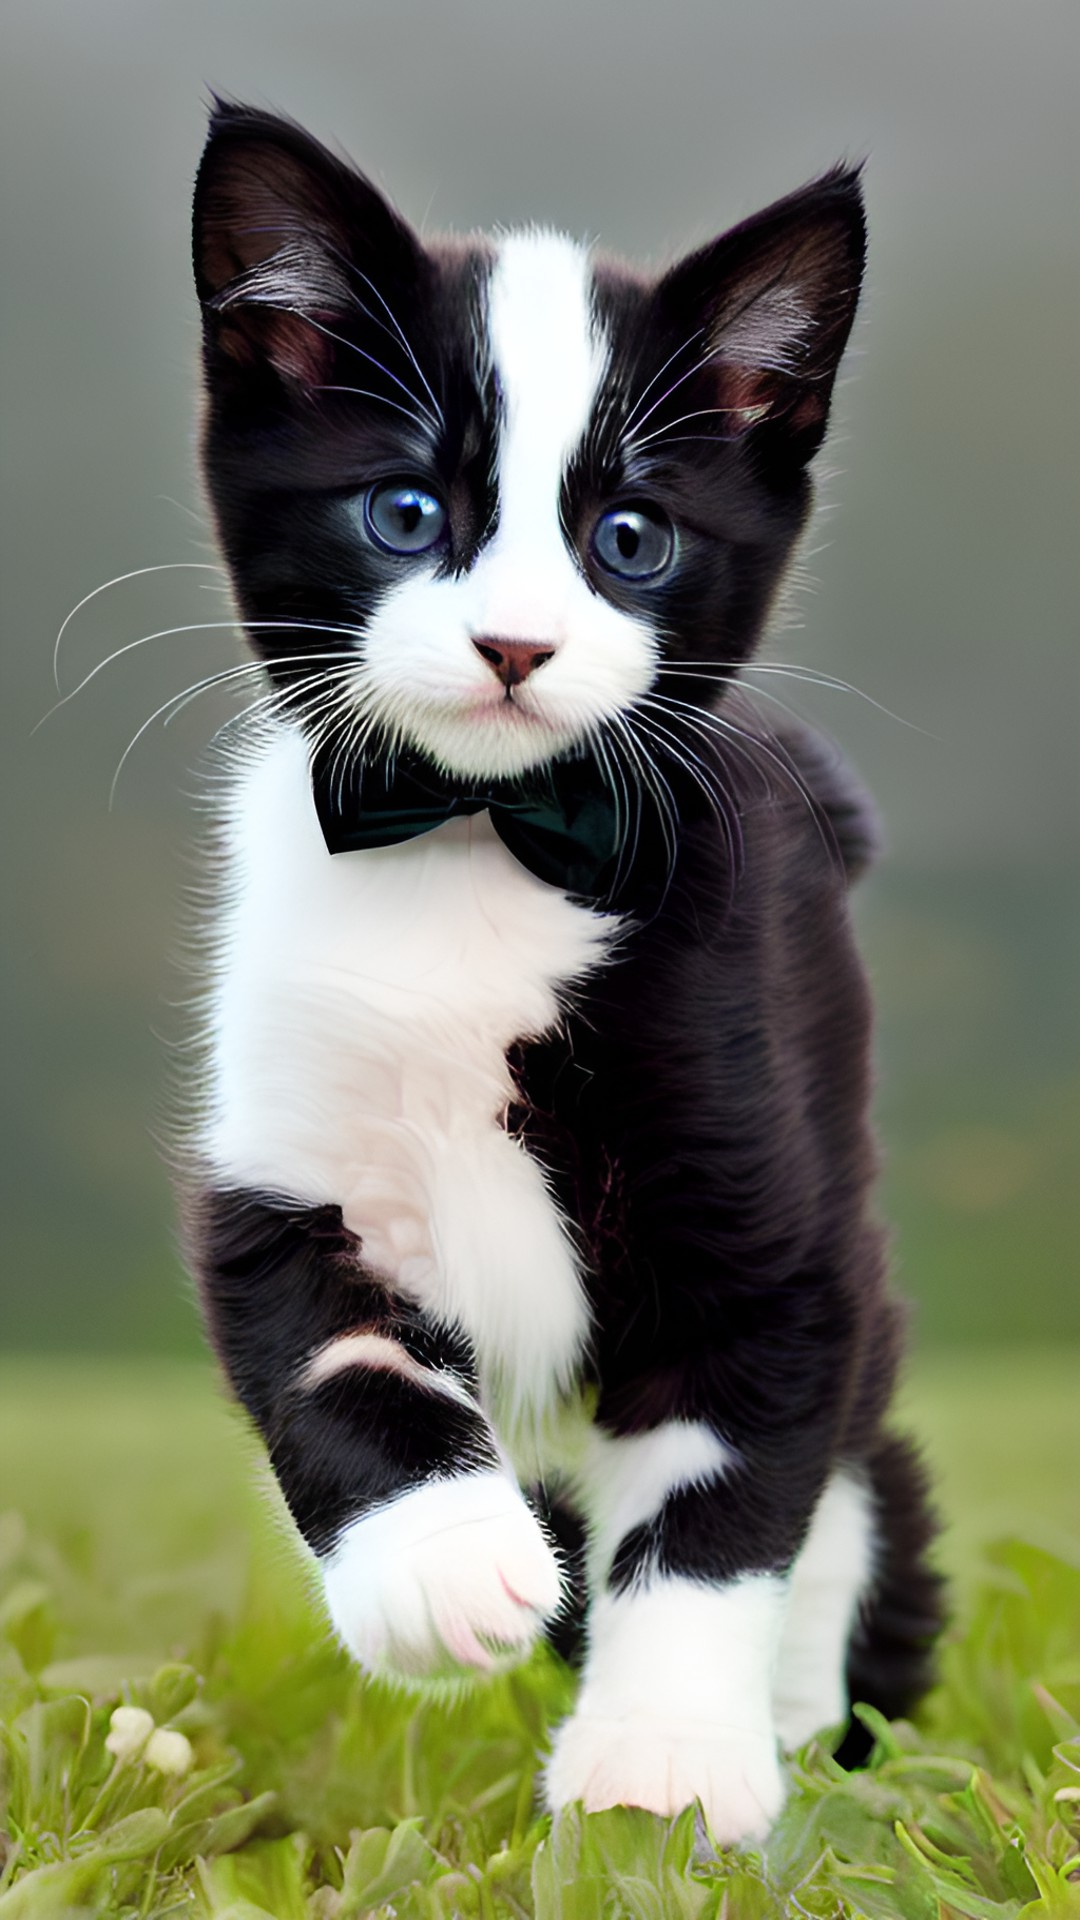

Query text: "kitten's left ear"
[193, 99, 425, 390]
[656, 166, 866, 466]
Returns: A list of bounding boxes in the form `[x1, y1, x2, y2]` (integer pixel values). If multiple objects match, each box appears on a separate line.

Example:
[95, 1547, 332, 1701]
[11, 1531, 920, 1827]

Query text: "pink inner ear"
[710, 358, 830, 437]
[784, 387, 830, 434]
[685, 199, 862, 444]
[208, 227, 353, 389]
[711, 361, 778, 431]
[199, 140, 357, 391]
[703, 356, 804, 436]
[214, 302, 337, 388]
[258, 309, 336, 389]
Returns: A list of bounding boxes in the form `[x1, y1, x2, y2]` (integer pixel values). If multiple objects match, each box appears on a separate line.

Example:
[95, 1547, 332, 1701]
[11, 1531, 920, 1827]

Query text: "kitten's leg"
[835, 1432, 943, 1765]
[545, 1420, 788, 1844]
[774, 1438, 942, 1762]
[772, 1468, 876, 1751]
[190, 1185, 562, 1680]
[529, 1485, 590, 1666]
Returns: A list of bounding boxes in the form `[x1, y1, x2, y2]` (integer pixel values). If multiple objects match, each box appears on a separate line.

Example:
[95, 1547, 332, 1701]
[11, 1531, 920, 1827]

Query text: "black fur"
[188, 1189, 497, 1553]
[188, 101, 943, 1750]
[511, 740, 901, 1588]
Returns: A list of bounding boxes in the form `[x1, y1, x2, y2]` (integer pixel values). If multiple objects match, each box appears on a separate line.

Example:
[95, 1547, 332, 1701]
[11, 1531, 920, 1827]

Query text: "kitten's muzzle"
[472, 637, 557, 691]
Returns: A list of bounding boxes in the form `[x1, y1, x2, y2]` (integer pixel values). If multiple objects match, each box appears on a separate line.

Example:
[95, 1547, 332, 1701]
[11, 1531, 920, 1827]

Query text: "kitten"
[186, 100, 943, 1842]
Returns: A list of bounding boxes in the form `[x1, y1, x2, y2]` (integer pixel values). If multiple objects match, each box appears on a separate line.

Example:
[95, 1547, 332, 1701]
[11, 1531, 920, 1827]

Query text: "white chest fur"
[204, 726, 616, 1421]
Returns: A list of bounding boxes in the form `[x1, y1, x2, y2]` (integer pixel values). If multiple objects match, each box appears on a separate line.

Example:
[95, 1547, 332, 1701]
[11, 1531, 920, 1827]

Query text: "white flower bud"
[105, 1705, 155, 1763]
[144, 1727, 195, 1777]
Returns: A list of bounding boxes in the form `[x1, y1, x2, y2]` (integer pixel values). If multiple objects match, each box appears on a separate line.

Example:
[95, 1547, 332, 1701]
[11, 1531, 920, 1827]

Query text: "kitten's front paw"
[545, 1713, 785, 1845]
[322, 1471, 561, 1682]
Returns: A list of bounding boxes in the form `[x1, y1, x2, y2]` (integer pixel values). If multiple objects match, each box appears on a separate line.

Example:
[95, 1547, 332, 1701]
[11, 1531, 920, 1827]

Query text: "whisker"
[329, 700, 382, 811]
[312, 667, 391, 810]
[108, 658, 361, 806]
[324, 245, 446, 429]
[213, 222, 440, 427]
[311, 384, 441, 430]
[52, 562, 227, 692]
[625, 404, 751, 454]
[37, 620, 362, 730]
[161, 660, 353, 733]
[266, 307, 440, 431]
[154, 494, 212, 532]
[202, 669, 351, 761]
[656, 661, 930, 734]
[681, 676, 835, 746]
[622, 346, 729, 446]
[194, 677, 358, 791]
[171, 662, 354, 735]
[641, 690, 775, 795]
[626, 705, 741, 873]
[644, 690, 779, 789]
[584, 721, 632, 897]
[606, 716, 648, 881]
[325, 661, 395, 789]
[109, 662, 277, 807]
[644, 692, 839, 869]
[608, 708, 679, 897]
[629, 434, 746, 451]
[602, 725, 635, 890]
[619, 329, 706, 440]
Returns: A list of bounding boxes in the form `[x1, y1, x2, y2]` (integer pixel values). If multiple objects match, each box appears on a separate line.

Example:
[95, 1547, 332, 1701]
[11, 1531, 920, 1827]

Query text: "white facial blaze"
[478, 231, 607, 639]
[351, 229, 658, 780]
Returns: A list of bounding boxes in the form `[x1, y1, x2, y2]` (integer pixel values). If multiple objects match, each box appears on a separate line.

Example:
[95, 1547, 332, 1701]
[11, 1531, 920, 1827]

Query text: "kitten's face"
[195, 106, 864, 784]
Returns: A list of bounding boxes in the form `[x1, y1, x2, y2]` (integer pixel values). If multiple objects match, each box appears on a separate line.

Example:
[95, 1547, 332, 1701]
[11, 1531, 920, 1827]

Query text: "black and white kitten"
[187, 102, 942, 1842]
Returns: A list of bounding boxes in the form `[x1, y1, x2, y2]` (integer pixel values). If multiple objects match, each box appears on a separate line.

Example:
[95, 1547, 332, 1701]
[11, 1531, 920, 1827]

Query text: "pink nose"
[472, 636, 556, 689]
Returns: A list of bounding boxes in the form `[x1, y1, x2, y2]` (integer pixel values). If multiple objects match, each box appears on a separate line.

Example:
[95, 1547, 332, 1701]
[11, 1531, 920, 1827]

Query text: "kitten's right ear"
[653, 166, 866, 468]
[193, 100, 423, 389]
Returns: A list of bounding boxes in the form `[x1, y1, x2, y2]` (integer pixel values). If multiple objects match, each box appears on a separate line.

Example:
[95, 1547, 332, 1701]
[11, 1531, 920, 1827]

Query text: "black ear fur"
[656, 166, 866, 464]
[192, 99, 423, 389]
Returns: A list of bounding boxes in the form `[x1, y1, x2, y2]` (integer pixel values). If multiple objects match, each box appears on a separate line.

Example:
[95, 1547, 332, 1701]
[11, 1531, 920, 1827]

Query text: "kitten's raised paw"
[321, 1471, 562, 1682]
[545, 1713, 785, 1845]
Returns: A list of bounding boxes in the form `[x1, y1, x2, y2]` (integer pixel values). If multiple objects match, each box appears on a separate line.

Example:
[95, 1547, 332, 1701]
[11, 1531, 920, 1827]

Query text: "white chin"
[381, 700, 587, 782]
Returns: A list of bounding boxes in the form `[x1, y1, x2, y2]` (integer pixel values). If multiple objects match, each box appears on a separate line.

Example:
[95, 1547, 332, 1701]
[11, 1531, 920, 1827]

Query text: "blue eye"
[363, 482, 447, 555]
[592, 505, 674, 581]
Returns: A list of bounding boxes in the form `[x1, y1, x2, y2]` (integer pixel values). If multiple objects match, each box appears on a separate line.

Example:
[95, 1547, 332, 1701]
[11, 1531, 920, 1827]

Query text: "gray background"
[2, 0, 1077, 1353]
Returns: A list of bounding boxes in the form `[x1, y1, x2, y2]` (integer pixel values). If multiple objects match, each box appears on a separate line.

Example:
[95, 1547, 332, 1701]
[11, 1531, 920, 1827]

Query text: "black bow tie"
[312, 743, 694, 906]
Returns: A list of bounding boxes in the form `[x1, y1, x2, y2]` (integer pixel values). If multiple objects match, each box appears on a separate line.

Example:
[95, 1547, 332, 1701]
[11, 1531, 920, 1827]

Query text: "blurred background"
[2, 0, 1077, 1361]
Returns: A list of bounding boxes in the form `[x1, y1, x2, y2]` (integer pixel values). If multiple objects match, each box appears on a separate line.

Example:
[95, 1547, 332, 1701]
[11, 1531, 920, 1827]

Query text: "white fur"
[349, 230, 657, 780]
[773, 1470, 875, 1748]
[322, 1470, 562, 1680]
[546, 1574, 787, 1842]
[300, 1329, 479, 1412]
[711, 282, 814, 377]
[206, 724, 616, 1426]
[574, 1419, 735, 1584]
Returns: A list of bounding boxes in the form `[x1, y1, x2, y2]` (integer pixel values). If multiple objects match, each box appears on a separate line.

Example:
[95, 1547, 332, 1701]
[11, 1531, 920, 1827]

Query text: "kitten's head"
[194, 102, 864, 784]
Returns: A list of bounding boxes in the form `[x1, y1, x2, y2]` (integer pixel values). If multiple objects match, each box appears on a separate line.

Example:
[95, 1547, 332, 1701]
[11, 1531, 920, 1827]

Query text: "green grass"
[0, 1354, 1077, 1917]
